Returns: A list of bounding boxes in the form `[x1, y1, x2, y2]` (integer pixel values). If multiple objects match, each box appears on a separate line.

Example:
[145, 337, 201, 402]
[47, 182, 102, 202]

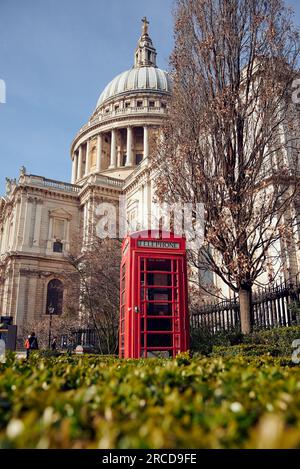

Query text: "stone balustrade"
[79, 105, 167, 134]
[21, 175, 81, 193]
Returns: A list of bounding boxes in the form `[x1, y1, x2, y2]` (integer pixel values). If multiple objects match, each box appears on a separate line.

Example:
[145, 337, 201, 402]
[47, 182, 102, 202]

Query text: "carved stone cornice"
[123, 165, 151, 193]
[49, 208, 72, 220]
[78, 181, 122, 202]
[17, 184, 80, 202]
[19, 268, 41, 278]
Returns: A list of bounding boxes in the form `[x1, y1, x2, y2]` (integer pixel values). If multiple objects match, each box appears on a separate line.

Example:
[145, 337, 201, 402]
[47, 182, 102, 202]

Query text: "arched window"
[46, 279, 63, 315]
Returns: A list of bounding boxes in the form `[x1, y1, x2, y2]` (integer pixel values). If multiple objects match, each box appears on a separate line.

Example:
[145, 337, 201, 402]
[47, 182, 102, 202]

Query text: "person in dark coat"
[25, 332, 39, 359]
[51, 337, 57, 351]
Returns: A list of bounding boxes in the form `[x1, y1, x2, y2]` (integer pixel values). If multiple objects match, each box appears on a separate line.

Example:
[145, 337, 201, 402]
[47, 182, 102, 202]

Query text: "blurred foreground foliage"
[1, 352, 300, 448]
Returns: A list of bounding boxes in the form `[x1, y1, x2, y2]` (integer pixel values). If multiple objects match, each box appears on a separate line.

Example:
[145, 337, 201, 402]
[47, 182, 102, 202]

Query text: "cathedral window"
[149, 100, 155, 107]
[136, 154, 143, 165]
[137, 100, 143, 108]
[53, 241, 63, 253]
[122, 154, 127, 166]
[47, 210, 71, 254]
[46, 279, 63, 315]
[125, 101, 130, 108]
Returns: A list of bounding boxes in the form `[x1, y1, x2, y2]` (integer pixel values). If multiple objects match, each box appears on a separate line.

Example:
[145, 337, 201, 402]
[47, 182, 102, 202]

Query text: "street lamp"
[48, 305, 55, 349]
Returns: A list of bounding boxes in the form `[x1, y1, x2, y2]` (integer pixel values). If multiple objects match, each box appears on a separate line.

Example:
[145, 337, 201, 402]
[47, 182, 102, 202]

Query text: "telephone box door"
[134, 255, 187, 358]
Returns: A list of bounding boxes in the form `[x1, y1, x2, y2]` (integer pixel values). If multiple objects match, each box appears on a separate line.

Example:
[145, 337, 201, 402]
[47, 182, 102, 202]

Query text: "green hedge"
[191, 325, 300, 357]
[244, 326, 300, 355]
[1, 353, 300, 448]
[211, 344, 282, 357]
[190, 327, 243, 355]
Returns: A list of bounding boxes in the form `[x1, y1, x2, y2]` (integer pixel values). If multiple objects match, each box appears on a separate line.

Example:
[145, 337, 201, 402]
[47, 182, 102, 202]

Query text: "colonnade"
[71, 125, 149, 183]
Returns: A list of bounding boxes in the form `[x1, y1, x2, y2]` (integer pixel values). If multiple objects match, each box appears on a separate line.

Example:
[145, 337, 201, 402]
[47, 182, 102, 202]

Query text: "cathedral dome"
[96, 66, 172, 108]
[95, 17, 172, 111]
[71, 18, 172, 180]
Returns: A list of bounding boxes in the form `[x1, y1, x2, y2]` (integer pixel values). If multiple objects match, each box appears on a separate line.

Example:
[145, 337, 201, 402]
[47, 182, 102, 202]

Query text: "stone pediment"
[127, 199, 139, 209]
[49, 208, 72, 220]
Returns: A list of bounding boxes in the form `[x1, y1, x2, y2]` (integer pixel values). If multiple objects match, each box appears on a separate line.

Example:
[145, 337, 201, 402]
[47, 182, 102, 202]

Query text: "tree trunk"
[239, 286, 252, 334]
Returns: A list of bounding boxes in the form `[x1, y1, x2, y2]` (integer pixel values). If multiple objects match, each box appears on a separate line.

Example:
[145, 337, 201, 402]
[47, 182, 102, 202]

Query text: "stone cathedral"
[1, 19, 300, 339]
[0, 19, 173, 336]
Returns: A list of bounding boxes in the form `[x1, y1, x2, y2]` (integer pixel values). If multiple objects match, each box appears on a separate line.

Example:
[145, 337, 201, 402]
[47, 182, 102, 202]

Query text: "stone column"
[15, 274, 29, 326]
[84, 139, 90, 176]
[143, 125, 149, 159]
[65, 219, 70, 252]
[126, 126, 133, 166]
[33, 200, 43, 247]
[46, 217, 53, 250]
[96, 134, 103, 172]
[27, 275, 38, 323]
[2, 217, 9, 252]
[117, 146, 122, 167]
[144, 180, 152, 230]
[109, 129, 117, 168]
[83, 201, 91, 247]
[22, 197, 33, 247]
[77, 145, 83, 179]
[12, 201, 20, 251]
[16, 192, 26, 250]
[71, 153, 78, 183]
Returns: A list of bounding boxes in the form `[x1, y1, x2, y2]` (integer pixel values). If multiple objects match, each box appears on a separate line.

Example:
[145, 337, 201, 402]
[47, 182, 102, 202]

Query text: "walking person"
[25, 332, 39, 360]
[51, 337, 57, 351]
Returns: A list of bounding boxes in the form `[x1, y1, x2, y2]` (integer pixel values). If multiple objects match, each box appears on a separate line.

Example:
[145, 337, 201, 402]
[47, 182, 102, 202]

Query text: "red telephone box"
[119, 230, 189, 358]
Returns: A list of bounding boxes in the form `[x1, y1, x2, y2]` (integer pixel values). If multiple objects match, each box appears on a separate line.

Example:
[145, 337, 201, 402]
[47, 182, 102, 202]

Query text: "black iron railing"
[191, 278, 300, 334]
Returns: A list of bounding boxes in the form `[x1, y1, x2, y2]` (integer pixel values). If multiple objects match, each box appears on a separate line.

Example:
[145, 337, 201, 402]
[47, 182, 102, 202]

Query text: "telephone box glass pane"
[147, 333, 173, 347]
[146, 350, 172, 358]
[146, 259, 172, 271]
[121, 291, 125, 304]
[147, 303, 172, 315]
[147, 318, 172, 331]
[147, 287, 172, 301]
[147, 273, 172, 286]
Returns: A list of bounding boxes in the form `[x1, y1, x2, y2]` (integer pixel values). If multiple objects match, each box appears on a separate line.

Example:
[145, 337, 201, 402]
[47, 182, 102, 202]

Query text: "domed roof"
[95, 18, 172, 110]
[96, 66, 172, 108]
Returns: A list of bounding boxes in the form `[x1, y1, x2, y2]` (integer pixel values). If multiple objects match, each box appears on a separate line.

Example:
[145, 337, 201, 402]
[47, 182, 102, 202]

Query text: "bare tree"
[64, 236, 121, 354]
[23, 310, 80, 350]
[154, 0, 300, 333]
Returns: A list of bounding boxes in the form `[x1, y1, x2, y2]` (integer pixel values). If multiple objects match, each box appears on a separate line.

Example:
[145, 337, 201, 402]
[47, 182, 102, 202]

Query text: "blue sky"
[0, 0, 299, 196]
[0, 0, 174, 194]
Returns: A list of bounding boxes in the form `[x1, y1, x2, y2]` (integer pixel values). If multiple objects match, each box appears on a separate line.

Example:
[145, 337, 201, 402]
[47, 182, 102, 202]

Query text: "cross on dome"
[134, 17, 157, 68]
[142, 16, 149, 35]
